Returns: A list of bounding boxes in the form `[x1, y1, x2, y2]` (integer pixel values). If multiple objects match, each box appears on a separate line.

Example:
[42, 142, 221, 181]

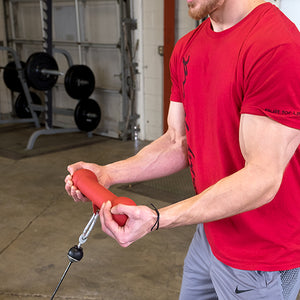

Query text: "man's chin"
[188, 9, 207, 21]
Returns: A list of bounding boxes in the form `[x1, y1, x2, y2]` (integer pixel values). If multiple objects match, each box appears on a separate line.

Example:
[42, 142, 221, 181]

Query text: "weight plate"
[25, 52, 59, 91]
[74, 99, 101, 131]
[15, 92, 42, 119]
[64, 65, 95, 99]
[3, 61, 27, 92]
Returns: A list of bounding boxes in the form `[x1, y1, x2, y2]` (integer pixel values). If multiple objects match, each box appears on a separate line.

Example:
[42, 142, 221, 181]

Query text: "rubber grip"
[72, 169, 136, 226]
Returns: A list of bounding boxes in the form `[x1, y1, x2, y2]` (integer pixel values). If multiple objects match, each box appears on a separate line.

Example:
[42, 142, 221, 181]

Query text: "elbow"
[261, 173, 283, 205]
[179, 139, 189, 168]
[166, 127, 189, 164]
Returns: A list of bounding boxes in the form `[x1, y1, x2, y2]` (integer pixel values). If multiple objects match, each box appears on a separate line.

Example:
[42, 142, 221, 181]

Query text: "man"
[65, 0, 300, 299]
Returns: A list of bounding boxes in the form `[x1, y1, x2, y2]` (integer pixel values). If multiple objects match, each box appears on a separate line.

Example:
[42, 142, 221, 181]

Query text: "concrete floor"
[0, 125, 299, 300]
[0, 128, 196, 300]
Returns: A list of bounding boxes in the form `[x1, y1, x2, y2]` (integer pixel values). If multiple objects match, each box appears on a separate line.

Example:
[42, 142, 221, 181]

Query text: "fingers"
[64, 175, 73, 196]
[64, 170, 89, 203]
[66, 161, 100, 202]
[67, 161, 100, 177]
[67, 161, 85, 175]
[100, 201, 133, 248]
[110, 203, 134, 216]
[100, 201, 117, 238]
[99, 203, 157, 247]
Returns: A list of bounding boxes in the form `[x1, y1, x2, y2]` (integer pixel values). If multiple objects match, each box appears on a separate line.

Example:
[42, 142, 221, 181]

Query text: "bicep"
[239, 114, 300, 175]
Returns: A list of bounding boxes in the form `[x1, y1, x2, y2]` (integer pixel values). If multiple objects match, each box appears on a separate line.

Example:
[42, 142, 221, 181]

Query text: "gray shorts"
[179, 224, 300, 300]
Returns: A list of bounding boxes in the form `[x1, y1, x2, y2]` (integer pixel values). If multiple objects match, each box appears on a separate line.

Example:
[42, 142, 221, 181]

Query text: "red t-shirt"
[170, 3, 300, 271]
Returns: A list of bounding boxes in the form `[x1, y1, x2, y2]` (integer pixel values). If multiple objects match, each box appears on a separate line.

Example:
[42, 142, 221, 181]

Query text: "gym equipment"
[25, 52, 62, 91]
[2, 0, 140, 141]
[64, 65, 95, 99]
[25, 52, 95, 96]
[1, 52, 95, 94]
[2, 61, 27, 92]
[0, 46, 41, 128]
[51, 211, 99, 300]
[51, 169, 136, 299]
[14, 92, 42, 119]
[74, 98, 101, 132]
[73, 169, 136, 225]
[2, 52, 93, 94]
[1, 52, 63, 92]
[23, 0, 99, 150]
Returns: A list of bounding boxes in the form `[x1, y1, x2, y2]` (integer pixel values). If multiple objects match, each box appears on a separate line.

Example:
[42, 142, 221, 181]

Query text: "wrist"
[101, 165, 116, 187]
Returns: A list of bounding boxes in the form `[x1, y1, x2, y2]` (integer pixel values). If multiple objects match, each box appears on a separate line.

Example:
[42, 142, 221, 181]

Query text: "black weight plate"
[64, 65, 95, 99]
[3, 61, 27, 92]
[15, 92, 42, 119]
[26, 52, 59, 91]
[74, 99, 101, 131]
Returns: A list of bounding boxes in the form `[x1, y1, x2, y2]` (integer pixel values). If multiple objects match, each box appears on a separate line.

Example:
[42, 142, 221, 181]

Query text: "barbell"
[13, 93, 101, 132]
[25, 52, 62, 91]
[1, 52, 95, 99]
[1, 52, 101, 131]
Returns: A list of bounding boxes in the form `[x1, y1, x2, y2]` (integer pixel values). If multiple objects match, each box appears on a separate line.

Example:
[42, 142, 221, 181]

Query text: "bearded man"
[66, 1, 300, 299]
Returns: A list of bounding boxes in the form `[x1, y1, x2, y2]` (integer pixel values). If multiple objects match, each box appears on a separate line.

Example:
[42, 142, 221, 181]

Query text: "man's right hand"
[64, 161, 111, 203]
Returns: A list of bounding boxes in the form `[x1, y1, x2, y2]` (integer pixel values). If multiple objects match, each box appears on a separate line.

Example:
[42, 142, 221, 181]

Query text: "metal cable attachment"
[51, 210, 100, 299]
[78, 211, 99, 248]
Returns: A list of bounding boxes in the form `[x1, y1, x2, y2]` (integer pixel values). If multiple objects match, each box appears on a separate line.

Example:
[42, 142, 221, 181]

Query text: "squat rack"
[25, 0, 80, 150]
[2, 0, 139, 148]
[0, 45, 41, 128]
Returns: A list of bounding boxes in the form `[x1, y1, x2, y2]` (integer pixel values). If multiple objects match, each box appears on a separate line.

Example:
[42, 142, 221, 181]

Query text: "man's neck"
[210, 0, 266, 32]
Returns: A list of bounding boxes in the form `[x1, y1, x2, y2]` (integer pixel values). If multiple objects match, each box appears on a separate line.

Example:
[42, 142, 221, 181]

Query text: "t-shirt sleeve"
[169, 43, 183, 103]
[241, 43, 300, 129]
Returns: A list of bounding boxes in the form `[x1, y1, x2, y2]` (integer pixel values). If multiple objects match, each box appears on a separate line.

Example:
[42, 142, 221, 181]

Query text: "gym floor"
[0, 123, 299, 300]
[0, 123, 196, 300]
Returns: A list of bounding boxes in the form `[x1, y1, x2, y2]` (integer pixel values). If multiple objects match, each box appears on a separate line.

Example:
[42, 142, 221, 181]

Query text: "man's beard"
[188, 0, 220, 20]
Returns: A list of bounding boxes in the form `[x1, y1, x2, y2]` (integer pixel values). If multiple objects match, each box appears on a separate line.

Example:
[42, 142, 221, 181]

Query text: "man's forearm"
[159, 163, 282, 228]
[105, 131, 188, 186]
[158, 114, 300, 229]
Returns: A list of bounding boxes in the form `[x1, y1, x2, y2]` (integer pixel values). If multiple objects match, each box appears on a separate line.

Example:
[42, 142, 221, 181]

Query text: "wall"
[175, 0, 197, 41]
[280, 0, 300, 29]
[52, 0, 124, 136]
[133, 0, 195, 141]
[133, 0, 164, 141]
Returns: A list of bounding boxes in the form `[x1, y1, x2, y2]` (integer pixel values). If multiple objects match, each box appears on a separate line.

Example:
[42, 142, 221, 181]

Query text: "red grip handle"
[72, 169, 136, 226]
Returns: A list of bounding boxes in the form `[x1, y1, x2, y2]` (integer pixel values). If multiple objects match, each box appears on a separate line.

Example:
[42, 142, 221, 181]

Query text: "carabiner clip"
[78, 211, 99, 248]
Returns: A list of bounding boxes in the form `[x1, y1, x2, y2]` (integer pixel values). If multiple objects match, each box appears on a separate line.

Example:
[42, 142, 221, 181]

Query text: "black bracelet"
[150, 203, 160, 231]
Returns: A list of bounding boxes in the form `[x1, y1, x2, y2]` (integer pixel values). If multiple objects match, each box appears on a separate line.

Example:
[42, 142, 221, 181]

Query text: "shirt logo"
[235, 286, 253, 294]
[182, 55, 190, 99]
